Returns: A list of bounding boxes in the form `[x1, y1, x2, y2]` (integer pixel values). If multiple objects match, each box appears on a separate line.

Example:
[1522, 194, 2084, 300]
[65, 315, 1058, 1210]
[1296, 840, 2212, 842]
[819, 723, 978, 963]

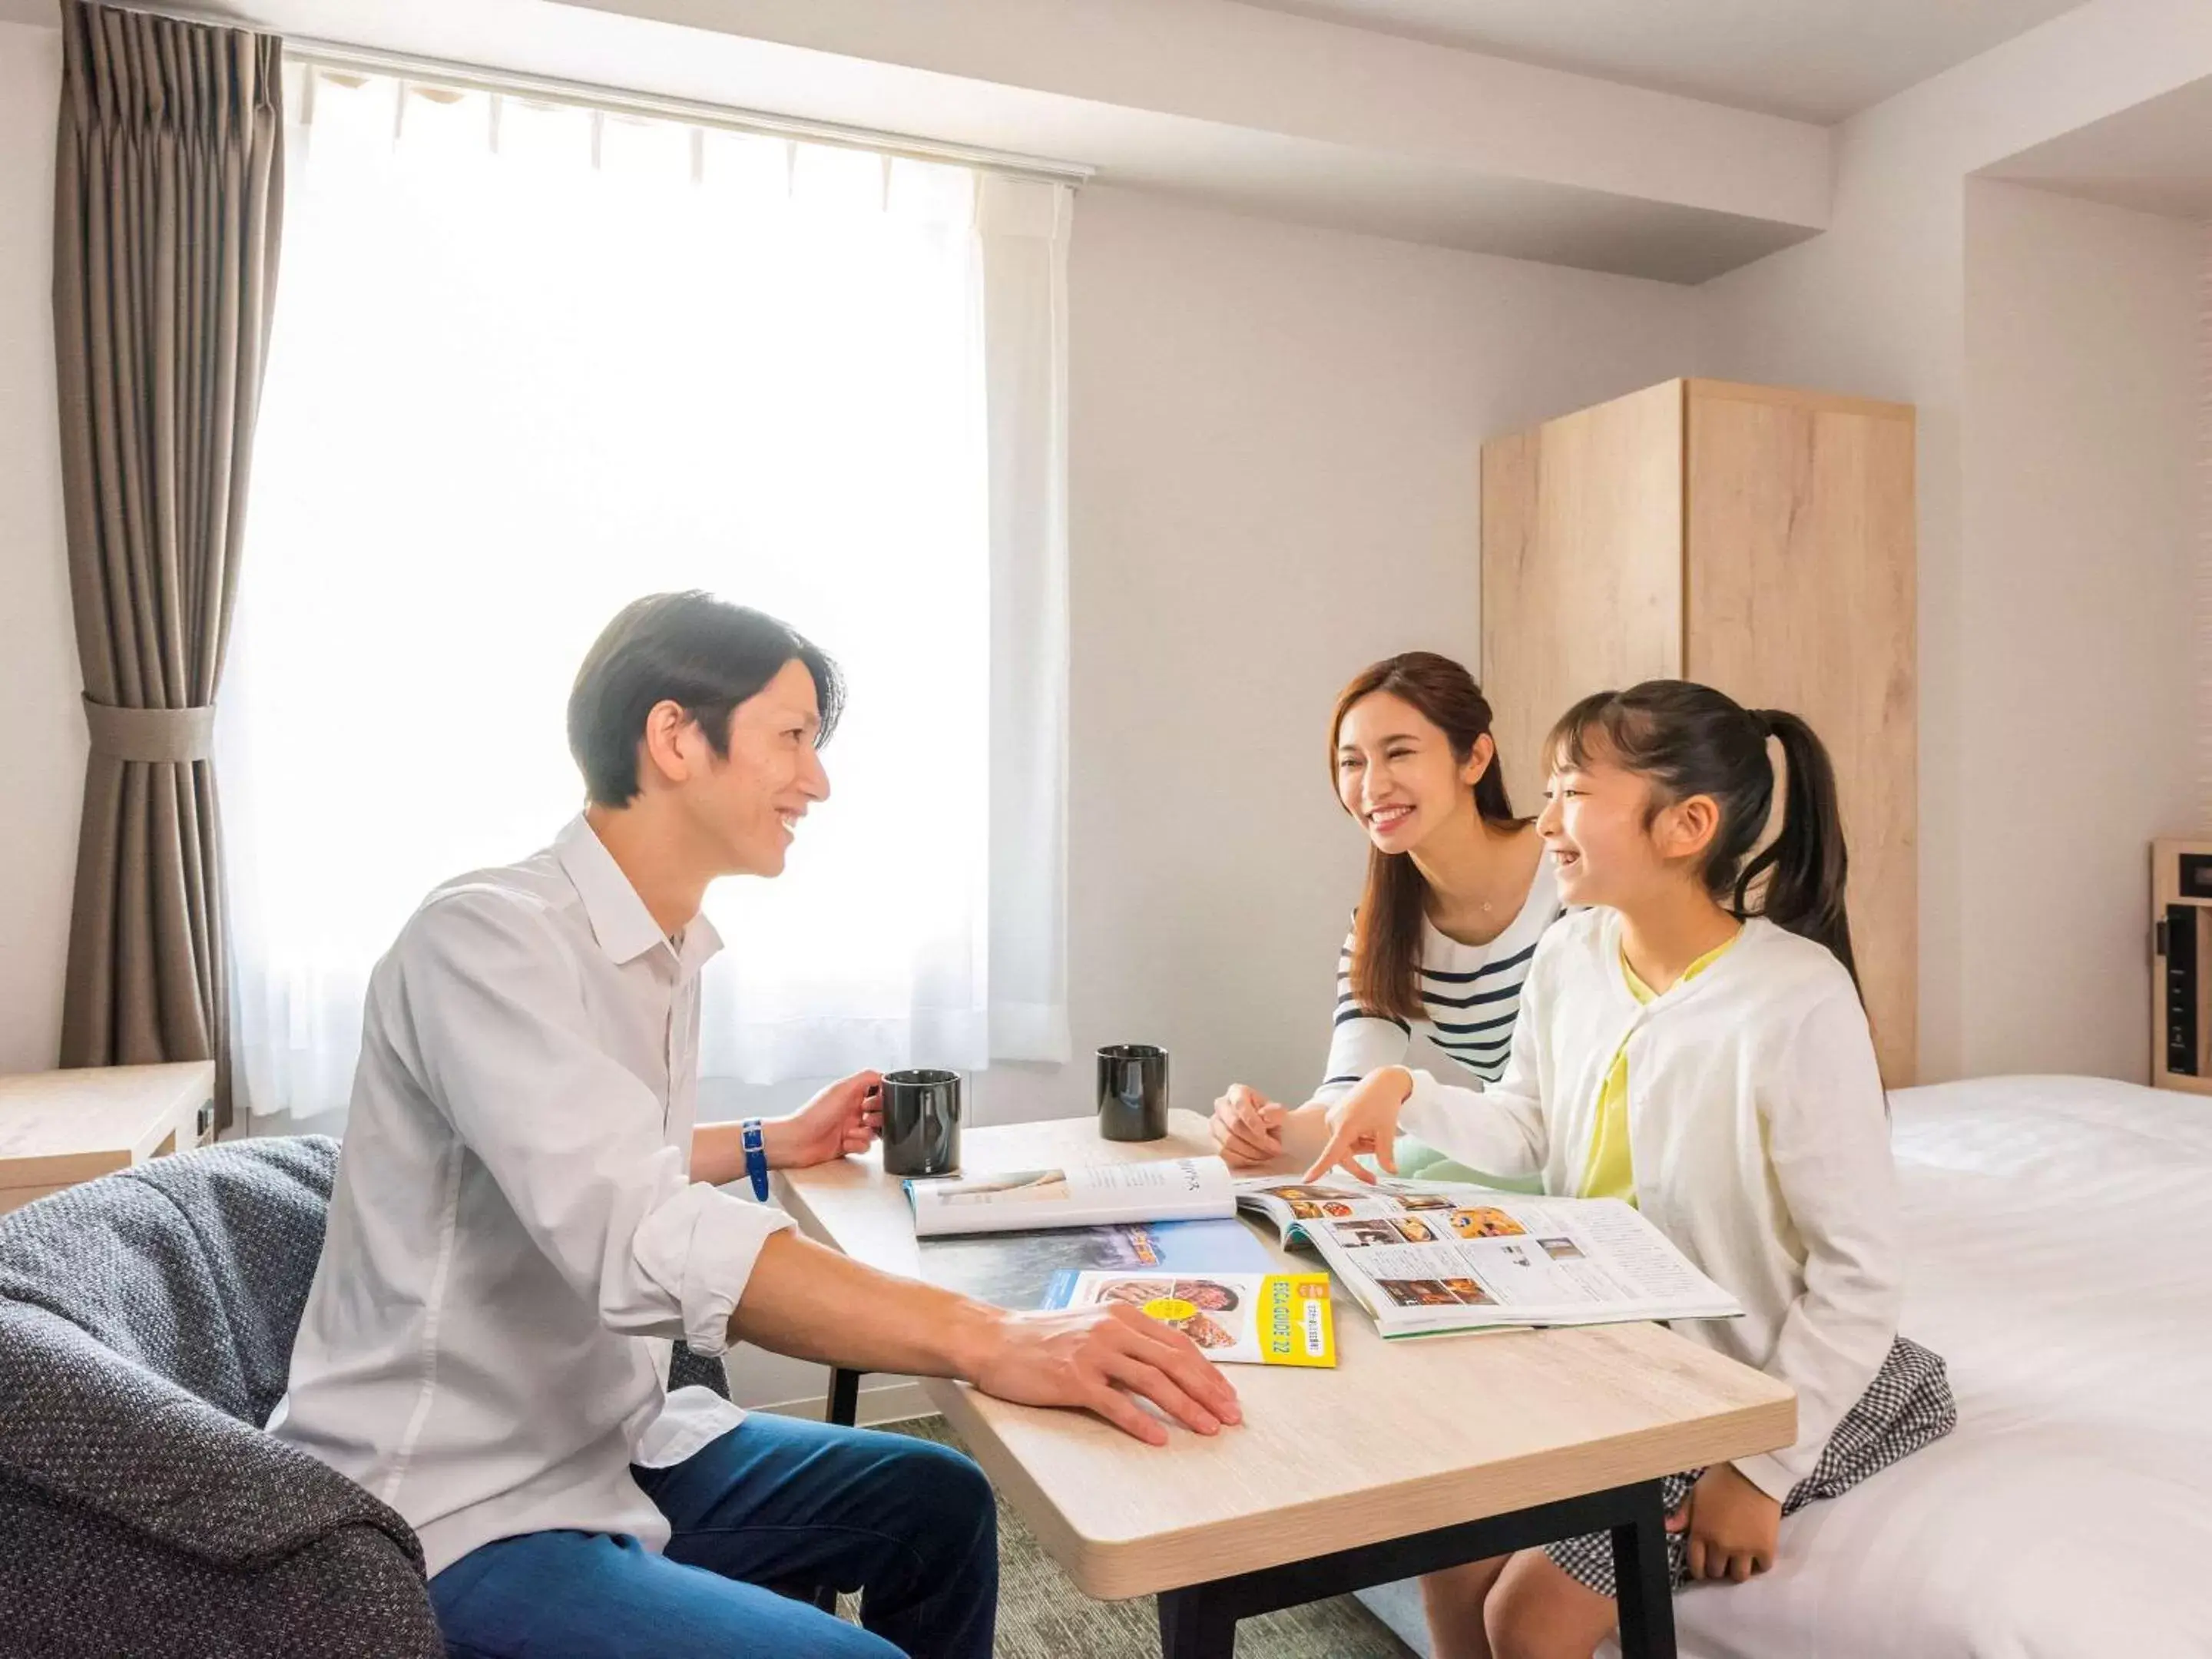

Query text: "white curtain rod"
[284, 38, 1094, 187]
[87, 2, 1094, 187]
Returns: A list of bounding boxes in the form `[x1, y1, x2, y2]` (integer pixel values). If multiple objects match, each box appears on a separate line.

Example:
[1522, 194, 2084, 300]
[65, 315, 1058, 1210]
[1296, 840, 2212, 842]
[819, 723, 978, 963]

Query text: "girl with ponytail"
[1306, 682, 1954, 1659]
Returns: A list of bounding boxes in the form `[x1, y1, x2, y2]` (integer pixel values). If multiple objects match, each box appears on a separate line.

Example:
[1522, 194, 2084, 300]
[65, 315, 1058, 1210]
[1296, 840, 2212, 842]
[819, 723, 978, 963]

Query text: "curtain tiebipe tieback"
[82, 697, 218, 763]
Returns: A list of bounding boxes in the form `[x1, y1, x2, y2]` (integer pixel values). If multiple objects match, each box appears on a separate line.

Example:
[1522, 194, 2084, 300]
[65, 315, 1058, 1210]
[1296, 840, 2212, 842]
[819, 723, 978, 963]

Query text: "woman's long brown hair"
[1331, 653, 1525, 1024]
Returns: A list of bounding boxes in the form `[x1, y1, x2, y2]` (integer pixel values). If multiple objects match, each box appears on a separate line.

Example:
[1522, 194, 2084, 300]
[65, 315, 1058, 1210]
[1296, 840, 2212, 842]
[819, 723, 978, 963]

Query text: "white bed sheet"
[1646, 1075, 2212, 1659]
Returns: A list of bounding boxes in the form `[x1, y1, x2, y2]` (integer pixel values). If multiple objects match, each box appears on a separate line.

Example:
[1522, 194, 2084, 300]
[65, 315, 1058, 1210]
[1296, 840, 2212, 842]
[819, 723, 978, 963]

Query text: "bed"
[1358, 1075, 2212, 1657]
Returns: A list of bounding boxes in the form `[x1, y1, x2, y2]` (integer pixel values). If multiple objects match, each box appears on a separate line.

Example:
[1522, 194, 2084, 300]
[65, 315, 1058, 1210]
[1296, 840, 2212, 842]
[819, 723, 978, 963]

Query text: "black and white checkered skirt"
[1545, 1336, 1956, 1598]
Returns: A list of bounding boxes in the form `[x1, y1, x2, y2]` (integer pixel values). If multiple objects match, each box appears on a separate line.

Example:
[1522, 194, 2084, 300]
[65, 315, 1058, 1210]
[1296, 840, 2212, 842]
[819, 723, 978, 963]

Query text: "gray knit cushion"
[0, 1134, 336, 1423]
[0, 1137, 440, 1658]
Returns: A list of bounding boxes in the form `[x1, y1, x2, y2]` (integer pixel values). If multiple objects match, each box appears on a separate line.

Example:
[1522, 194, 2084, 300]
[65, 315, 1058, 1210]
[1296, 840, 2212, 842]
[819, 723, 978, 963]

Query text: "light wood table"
[774, 1108, 1796, 1659]
[0, 1062, 216, 1215]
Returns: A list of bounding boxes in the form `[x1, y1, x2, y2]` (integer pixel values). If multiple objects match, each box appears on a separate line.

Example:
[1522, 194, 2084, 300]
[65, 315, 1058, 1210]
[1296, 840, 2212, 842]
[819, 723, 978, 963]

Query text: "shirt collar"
[553, 814, 724, 972]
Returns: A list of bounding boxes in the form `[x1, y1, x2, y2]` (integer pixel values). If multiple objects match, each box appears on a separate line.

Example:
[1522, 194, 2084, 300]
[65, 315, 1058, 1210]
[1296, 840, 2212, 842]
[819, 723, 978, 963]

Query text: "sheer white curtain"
[223, 65, 1071, 1129]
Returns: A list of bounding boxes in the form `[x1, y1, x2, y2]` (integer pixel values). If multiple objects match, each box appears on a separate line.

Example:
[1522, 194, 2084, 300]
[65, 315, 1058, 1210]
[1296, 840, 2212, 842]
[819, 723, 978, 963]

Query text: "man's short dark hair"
[568, 591, 844, 808]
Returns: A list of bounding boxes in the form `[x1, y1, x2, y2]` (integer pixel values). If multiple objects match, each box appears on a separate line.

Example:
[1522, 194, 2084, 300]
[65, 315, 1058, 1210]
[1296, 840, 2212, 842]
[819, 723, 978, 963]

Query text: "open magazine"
[1042, 1269, 1338, 1366]
[916, 1217, 1277, 1310]
[1234, 1175, 1742, 1338]
[906, 1157, 1236, 1237]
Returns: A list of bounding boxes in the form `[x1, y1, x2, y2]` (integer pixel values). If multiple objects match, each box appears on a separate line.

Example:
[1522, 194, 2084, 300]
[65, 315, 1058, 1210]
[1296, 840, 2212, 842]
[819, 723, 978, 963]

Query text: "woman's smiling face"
[1334, 690, 1491, 855]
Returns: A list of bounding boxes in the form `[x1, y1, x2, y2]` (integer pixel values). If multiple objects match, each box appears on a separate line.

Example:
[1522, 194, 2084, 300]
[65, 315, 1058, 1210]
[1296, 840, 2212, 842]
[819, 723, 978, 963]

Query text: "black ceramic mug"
[1096, 1044, 1170, 1141]
[882, 1068, 962, 1177]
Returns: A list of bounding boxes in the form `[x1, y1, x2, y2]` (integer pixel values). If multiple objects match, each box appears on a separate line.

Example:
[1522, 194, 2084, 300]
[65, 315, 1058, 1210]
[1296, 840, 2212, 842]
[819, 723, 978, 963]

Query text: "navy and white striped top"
[1314, 853, 1563, 1101]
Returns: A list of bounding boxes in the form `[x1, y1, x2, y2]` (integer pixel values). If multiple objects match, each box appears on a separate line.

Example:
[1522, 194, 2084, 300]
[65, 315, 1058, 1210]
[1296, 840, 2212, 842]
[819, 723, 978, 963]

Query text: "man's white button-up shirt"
[270, 816, 790, 1576]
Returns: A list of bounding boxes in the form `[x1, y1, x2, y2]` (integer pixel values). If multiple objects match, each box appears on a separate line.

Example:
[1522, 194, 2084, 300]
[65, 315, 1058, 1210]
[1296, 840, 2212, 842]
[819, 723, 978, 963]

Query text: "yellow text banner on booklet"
[1046, 1268, 1337, 1367]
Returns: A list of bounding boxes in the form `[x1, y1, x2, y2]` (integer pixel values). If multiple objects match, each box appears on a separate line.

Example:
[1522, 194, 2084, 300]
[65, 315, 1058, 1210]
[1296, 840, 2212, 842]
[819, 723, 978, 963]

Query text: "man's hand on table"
[958, 1300, 1244, 1447]
[727, 1088, 1239, 1449]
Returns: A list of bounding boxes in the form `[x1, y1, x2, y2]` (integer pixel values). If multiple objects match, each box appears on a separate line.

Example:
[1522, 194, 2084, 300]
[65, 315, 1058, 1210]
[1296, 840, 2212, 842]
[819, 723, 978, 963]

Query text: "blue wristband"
[740, 1118, 769, 1201]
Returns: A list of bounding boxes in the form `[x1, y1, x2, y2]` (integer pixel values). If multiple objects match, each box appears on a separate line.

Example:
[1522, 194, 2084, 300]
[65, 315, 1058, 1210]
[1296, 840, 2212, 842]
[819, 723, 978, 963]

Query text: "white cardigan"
[1398, 909, 1899, 1501]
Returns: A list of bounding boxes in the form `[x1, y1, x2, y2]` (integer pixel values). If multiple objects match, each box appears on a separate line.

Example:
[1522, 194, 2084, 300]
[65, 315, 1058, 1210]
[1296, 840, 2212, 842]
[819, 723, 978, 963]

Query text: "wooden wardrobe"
[1481, 378, 1917, 1081]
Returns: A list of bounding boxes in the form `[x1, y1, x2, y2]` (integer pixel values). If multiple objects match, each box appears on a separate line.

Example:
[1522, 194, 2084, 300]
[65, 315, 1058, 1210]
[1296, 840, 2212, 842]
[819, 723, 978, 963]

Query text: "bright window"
[223, 66, 1070, 1126]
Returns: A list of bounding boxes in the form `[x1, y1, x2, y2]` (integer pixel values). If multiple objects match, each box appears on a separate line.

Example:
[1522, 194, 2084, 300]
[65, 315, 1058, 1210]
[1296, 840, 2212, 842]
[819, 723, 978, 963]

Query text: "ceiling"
[1, 0, 2090, 127]
[22, 0, 2181, 275]
[1985, 75, 2212, 220]
[1230, 0, 2085, 123]
[0, 0, 1835, 282]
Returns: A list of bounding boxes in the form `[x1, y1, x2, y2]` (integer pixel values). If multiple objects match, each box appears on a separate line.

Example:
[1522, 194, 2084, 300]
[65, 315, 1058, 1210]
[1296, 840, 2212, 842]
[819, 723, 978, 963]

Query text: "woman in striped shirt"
[1210, 652, 1564, 1171]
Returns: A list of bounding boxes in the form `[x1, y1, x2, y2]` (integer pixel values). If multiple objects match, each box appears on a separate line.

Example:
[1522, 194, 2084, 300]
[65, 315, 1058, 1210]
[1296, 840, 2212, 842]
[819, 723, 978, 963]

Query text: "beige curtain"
[52, 2, 283, 1129]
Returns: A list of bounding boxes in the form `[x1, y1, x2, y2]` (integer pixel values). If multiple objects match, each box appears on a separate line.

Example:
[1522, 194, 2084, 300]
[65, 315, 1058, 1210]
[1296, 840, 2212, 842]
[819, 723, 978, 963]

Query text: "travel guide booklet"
[905, 1157, 1236, 1237]
[1043, 1268, 1338, 1367]
[1233, 1176, 1742, 1339]
[916, 1216, 1277, 1311]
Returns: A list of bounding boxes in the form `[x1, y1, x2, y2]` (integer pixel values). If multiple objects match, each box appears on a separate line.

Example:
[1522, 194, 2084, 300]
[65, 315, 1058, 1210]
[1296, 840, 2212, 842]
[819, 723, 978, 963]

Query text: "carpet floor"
[849, 1415, 1417, 1658]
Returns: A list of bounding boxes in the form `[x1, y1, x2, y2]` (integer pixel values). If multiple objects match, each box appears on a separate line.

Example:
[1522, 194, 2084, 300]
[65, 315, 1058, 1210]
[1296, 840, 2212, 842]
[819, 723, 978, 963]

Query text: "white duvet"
[1661, 1075, 2212, 1659]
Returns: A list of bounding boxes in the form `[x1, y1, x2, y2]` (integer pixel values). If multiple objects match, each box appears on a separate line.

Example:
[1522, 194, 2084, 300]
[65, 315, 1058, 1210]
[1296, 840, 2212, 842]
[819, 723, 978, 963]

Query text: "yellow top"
[1578, 932, 1740, 1204]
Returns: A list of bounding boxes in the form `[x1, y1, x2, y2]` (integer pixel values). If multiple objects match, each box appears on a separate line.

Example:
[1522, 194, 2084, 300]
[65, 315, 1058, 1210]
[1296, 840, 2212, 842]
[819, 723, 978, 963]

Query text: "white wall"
[0, 20, 79, 1076]
[1959, 181, 2199, 1080]
[1702, 0, 2212, 1083]
[1055, 184, 1702, 1114]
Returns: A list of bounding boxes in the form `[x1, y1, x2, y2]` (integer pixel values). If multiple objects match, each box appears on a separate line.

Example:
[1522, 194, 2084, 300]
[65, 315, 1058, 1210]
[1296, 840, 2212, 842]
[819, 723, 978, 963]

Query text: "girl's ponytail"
[1738, 710, 1858, 989]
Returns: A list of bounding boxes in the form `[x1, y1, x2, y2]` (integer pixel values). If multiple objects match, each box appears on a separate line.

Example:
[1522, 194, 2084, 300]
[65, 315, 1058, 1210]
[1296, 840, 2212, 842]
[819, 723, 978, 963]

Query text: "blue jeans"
[428, 1415, 998, 1658]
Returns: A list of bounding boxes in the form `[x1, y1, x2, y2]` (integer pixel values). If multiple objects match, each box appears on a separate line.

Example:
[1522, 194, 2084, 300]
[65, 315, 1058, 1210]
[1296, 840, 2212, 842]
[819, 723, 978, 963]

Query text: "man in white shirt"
[270, 591, 1239, 1657]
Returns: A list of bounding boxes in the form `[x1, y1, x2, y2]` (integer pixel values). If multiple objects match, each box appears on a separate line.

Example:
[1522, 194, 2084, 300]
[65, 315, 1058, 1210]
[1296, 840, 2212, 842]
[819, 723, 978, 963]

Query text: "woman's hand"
[1210, 1084, 1286, 1167]
[1303, 1066, 1414, 1183]
[1667, 1463, 1782, 1583]
[763, 1071, 884, 1169]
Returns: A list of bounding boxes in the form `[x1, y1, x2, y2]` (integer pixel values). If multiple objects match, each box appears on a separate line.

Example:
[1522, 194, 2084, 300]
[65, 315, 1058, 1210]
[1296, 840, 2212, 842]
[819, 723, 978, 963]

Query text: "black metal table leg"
[826, 1364, 862, 1427]
[1138, 1478, 1679, 1659]
[1157, 1583, 1237, 1659]
[1610, 1480, 1678, 1659]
